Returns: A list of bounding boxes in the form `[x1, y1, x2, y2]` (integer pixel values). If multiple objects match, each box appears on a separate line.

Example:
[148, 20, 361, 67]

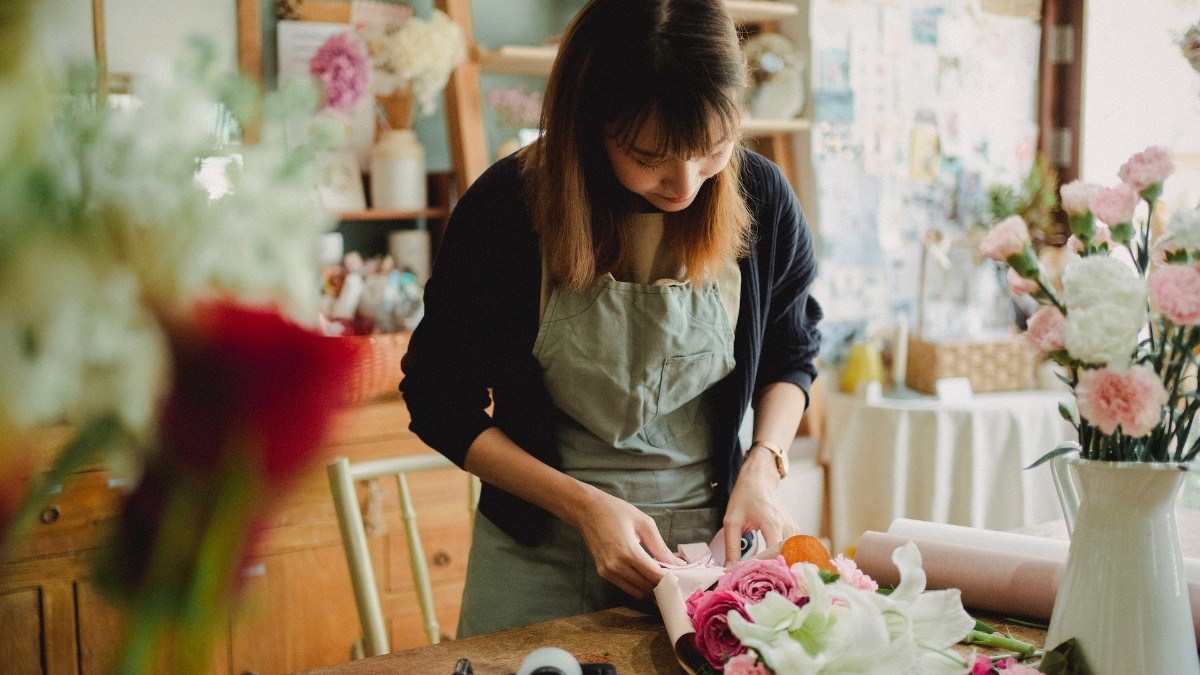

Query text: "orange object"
[781, 534, 835, 572]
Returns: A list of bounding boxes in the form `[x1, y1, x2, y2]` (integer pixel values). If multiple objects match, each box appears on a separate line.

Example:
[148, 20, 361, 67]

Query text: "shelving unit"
[439, 0, 812, 196]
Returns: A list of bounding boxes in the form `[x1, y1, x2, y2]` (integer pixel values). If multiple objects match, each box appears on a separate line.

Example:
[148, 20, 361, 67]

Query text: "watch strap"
[750, 440, 788, 479]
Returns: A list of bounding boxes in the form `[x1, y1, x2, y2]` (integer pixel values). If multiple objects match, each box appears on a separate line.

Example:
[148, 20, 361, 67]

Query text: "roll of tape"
[514, 646, 582, 675]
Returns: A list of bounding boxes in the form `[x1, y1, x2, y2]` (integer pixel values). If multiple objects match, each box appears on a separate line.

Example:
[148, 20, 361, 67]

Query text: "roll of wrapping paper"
[854, 531, 1200, 643]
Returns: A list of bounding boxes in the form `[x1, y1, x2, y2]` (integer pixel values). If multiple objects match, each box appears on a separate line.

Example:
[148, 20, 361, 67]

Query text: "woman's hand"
[567, 486, 685, 599]
[722, 445, 801, 564]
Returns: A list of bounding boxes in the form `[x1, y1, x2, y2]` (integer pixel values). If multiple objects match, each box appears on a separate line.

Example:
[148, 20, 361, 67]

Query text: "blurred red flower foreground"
[96, 300, 354, 674]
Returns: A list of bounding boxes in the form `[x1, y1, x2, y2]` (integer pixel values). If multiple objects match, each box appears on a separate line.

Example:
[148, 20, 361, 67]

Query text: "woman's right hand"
[568, 486, 685, 598]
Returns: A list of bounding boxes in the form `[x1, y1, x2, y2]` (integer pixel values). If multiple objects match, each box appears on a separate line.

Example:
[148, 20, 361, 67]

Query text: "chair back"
[327, 454, 477, 657]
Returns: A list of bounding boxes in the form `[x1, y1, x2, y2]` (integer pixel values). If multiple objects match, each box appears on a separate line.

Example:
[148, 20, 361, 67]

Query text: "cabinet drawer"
[5, 471, 126, 563]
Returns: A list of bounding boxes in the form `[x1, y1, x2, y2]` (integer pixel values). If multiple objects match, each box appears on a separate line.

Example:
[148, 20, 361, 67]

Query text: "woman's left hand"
[722, 445, 800, 564]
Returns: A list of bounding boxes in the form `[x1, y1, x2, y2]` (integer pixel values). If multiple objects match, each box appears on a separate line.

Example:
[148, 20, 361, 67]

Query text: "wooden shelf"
[477, 44, 557, 76]
[477, 1, 799, 77]
[741, 117, 812, 136]
[338, 206, 451, 222]
[726, 0, 800, 22]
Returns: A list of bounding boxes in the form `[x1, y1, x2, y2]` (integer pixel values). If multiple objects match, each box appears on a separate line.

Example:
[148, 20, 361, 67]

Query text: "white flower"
[1061, 256, 1145, 313]
[375, 10, 467, 116]
[1064, 304, 1145, 369]
[1168, 207, 1200, 250]
[727, 543, 973, 674]
[0, 243, 168, 433]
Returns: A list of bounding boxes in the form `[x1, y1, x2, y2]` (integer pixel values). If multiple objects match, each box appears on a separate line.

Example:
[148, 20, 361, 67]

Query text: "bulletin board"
[808, 0, 1042, 351]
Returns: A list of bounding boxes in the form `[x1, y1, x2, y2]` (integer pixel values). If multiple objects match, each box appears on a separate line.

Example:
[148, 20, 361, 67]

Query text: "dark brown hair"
[522, 0, 751, 290]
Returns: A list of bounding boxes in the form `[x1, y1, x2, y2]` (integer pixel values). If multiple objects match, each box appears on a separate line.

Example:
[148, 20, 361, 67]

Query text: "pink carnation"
[1076, 365, 1167, 437]
[1006, 267, 1039, 295]
[1118, 146, 1175, 192]
[972, 655, 995, 675]
[980, 216, 1031, 261]
[1026, 305, 1066, 352]
[974, 656, 1042, 675]
[310, 32, 369, 114]
[1060, 180, 1102, 215]
[690, 588, 750, 670]
[832, 555, 878, 592]
[716, 556, 802, 604]
[1149, 264, 1200, 325]
[724, 654, 769, 675]
[1089, 184, 1139, 225]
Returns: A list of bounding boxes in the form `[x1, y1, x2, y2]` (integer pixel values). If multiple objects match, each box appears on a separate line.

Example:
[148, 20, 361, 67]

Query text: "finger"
[760, 521, 783, 549]
[724, 523, 744, 565]
[599, 557, 656, 598]
[637, 520, 686, 566]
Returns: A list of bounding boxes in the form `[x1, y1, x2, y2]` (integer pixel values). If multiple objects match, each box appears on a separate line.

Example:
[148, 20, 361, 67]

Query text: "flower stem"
[961, 629, 1040, 657]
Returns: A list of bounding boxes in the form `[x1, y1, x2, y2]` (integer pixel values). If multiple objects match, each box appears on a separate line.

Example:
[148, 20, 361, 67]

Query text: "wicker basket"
[904, 334, 1035, 395]
[339, 332, 410, 406]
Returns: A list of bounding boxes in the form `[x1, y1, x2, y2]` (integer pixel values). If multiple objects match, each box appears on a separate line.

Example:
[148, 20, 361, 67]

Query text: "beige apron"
[456, 274, 735, 638]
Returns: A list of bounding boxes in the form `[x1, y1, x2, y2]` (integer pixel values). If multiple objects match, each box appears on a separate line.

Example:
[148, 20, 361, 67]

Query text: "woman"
[400, 0, 822, 637]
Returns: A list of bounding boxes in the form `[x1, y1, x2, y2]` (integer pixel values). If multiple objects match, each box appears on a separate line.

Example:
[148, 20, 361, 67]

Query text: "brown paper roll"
[854, 531, 1200, 643]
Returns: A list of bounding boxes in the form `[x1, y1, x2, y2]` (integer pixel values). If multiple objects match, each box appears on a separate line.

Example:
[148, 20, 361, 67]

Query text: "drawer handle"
[432, 551, 451, 567]
[40, 505, 61, 525]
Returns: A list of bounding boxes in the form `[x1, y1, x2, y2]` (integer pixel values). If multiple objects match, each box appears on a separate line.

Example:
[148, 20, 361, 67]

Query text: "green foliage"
[986, 154, 1062, 243]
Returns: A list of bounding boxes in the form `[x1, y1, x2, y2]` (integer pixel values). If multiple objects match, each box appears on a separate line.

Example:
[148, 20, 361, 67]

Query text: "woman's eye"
[634, 157, 663, 169]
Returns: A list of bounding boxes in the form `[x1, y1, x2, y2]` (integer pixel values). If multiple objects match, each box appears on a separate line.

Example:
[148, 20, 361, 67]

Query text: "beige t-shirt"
[540, 212, 741, 329]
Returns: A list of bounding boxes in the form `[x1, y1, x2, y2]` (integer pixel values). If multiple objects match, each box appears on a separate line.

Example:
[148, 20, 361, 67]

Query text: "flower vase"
[1045, 455, 1198, 675]
[370, 90, 425, 210]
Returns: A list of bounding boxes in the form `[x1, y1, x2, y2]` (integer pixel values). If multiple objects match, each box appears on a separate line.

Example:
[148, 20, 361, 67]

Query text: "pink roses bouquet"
[665, 542, 977, 674]
[982, 146, 1200, 463]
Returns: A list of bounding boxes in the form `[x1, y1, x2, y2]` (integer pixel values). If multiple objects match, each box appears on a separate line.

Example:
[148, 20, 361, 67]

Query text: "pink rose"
[972, 654, 995, 675]
[1060, 180, 1102, 215]
[1006, 267, 1039, 295]
[1026, 305, 1066, 352]
[1076, 365, 1167, 437]
[716, 556, 802, 604]
[980, 216, 1031, 262]
[1089, 184, 1139, 225]
[1118, 146, 1175, 192]
[1149, 264, 1200, 325]
[832, 555, 878, 592]
[690, 589, 750, 670]
[724, 653, 769, 675]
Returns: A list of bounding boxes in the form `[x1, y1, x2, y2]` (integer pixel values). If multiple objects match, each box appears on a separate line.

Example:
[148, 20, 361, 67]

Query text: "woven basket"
[339, 332, 410, 406]
[904, 334, 1035, 395]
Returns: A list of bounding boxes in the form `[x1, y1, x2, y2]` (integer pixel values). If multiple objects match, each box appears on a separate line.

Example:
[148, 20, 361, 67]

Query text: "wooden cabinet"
[0, 396, 473, 674]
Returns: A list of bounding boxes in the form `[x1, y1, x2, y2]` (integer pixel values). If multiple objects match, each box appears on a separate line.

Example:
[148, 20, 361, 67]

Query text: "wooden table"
[302, 606, 1046, 675]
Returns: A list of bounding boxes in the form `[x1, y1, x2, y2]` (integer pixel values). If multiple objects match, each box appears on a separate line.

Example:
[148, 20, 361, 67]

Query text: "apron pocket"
[645, 351, 716, 448]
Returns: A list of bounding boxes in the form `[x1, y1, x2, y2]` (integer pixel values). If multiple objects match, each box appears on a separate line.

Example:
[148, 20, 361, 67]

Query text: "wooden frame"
[91, 0, 264, 89]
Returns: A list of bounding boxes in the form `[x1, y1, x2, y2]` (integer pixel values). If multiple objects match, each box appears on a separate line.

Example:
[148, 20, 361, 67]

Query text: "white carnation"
[1064, 303, 1145, 369]
[1168, 207, 1200, 250]
[378, 10, 467, 116]
[1062, 256, 1145, 312]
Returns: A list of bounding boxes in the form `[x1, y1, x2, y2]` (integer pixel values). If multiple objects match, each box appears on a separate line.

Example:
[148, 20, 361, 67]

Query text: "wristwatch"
[750, 440, 789, 479]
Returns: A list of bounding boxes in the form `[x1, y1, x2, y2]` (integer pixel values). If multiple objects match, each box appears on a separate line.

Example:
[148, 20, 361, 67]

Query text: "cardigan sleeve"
[399, 163, 515, 467]
[753, 161, 823, 404]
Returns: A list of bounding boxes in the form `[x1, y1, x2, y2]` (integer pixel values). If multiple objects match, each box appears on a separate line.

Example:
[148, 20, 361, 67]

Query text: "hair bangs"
[606, 87, 742, 159]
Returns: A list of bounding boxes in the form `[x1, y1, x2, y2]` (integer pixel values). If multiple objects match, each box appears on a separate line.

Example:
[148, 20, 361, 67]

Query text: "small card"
[935, 376, 974, 402]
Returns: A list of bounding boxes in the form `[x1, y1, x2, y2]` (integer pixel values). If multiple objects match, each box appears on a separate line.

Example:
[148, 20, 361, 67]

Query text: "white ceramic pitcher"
[1046, 453, 1198, 675]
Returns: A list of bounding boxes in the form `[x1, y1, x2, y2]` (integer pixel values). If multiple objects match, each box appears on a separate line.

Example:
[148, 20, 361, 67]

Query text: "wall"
[1081, 0, 1200, 212]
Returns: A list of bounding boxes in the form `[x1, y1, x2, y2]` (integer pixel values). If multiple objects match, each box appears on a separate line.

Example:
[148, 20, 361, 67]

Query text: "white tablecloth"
[825, 389, 1075, 552]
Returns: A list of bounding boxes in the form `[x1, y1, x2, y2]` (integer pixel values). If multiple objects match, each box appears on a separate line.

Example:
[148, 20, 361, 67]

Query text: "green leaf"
[1025, 442, 1081, 470]
[1038, 638, 1095, 675]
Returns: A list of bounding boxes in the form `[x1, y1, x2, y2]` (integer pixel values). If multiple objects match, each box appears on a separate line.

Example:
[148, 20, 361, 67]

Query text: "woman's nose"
[663, 160, 699, 197]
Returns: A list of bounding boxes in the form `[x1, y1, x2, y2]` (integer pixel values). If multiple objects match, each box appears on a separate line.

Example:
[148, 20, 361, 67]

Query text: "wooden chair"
[327, 454, 480, 658]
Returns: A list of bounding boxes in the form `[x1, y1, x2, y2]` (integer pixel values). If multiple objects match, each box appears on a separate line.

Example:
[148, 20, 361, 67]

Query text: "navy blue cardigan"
[400, 149, 822, 546]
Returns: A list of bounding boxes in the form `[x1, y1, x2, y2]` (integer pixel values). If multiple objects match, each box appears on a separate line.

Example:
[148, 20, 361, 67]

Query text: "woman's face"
[603, 114, 735, 213]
